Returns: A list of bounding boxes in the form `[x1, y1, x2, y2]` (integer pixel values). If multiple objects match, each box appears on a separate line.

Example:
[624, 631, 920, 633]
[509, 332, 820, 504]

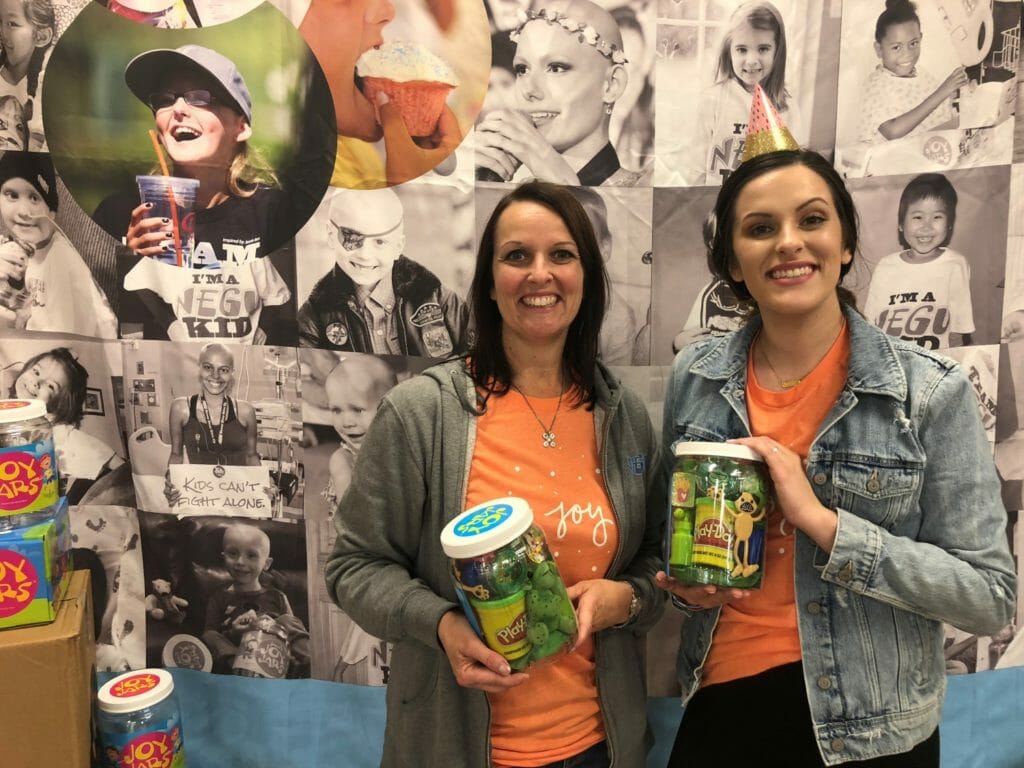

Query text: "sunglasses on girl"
[148, 89, 220, 112]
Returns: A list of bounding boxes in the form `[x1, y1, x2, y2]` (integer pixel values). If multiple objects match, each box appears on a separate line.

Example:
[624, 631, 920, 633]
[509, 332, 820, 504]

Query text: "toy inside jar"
[440, 497, 577, 670]
[667, 441, 775, 589]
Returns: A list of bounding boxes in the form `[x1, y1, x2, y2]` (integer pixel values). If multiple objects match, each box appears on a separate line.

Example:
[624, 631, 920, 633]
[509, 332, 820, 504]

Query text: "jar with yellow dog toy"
[667, 442, 775, 589]
[440, 497, 577, 670]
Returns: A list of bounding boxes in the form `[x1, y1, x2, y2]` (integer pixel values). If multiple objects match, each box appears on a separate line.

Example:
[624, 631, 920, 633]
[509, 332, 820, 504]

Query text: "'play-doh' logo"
[495, 611, 528, 646]
[0, 550, 37, 617]
[0, 450, 51, 511]
[454, 503, 512, 537]
[111, 672, 160, 698]
[120, 731, 175, 768]
[0, 400, 30, 410]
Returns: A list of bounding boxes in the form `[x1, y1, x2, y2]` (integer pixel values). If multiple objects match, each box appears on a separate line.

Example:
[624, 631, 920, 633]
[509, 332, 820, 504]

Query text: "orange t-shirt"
[702, 325, 849, 687]
[466, 389, 618, 767]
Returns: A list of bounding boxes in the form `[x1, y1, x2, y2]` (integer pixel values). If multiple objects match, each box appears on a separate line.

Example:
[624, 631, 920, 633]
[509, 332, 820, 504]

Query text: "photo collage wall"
[6, 0, 1021, 696]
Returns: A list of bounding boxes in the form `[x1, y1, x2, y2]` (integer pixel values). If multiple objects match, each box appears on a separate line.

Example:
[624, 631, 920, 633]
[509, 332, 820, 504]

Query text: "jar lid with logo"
[0, 399, 47, 423]
[673, 440, 764, 463]
[440, 497, 534, 559]
[98, 669, 176, 714]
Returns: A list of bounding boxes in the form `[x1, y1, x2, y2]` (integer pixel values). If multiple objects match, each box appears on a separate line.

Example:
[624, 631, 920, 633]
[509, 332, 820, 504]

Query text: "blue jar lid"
[440, 497, 534, 559]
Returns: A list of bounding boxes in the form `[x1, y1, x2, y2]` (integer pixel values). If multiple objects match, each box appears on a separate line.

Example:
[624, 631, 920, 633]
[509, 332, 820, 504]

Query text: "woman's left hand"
[474, 110, 580, 185]
[566, 579, 633, 647]
[378, 95, 462, 185]
[729, 436, 838, 553]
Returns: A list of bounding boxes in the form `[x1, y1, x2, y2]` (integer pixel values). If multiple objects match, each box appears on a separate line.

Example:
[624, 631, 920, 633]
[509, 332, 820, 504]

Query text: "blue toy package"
[0, 496, 70, 630]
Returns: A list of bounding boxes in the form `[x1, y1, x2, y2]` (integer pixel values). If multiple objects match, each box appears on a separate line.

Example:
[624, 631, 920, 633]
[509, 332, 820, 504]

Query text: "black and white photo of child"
[299, 350, 430, 682]
[851, 165, 1009, 349]
[139, 511, 310, 678]
[0, 335, 128, 503]
[122, 340, 302, 518]
[835, 0, 1017, 178]
[474, 0, 652, 186]
[0, 0, 89, 151]
[649, 185, 721, 364]
[296, 185, 472, 357]
[0, 151, 117, 336]
[474, 182, 652, 365]
[654, 0, 840, 186]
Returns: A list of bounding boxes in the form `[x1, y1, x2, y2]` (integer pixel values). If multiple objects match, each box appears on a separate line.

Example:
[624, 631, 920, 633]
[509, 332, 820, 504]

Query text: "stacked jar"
[0, 399, 60, 532]
[441, 497, 577, 670]
[667, 441, 775, 589]
[96, 668, 187, 768]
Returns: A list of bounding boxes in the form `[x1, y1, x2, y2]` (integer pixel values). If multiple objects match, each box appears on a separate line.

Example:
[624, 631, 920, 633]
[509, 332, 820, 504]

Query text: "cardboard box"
[0, 568, 94, 768]
[0, 496, 70, 629]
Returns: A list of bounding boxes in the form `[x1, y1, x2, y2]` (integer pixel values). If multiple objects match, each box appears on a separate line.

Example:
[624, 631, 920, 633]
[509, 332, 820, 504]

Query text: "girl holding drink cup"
[92, 44, 291, 268]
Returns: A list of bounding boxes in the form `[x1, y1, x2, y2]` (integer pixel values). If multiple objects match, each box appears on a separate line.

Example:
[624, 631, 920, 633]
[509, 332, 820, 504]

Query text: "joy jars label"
[668, 442, 774, 589]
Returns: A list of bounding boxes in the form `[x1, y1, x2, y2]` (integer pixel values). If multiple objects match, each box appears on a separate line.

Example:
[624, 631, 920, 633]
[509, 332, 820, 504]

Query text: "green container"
[667, 442, 775, 589]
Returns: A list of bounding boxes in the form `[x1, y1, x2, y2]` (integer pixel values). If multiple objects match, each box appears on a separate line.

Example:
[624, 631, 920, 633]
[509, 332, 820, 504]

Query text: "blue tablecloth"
[148, 666, 1024, 767]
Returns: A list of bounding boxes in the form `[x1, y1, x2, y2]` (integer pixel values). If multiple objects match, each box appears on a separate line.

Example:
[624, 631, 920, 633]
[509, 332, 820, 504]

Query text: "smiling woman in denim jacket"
[655, 148, 1016, 766]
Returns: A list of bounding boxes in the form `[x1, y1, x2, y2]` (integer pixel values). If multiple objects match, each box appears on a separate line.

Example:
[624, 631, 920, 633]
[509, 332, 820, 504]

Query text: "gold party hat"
[741, 83, 799, 161]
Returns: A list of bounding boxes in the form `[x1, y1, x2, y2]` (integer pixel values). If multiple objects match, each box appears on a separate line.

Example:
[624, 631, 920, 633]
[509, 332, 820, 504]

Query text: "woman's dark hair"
[897, 173, 957, 249]
[875, 0, 919, 43]
[705, 149, 859, 308]
[468, 181, 609, 407]
[14, 347, 89, 427]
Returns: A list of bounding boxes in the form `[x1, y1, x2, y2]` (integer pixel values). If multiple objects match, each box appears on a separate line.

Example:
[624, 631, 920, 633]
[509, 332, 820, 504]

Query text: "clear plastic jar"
[0, 399, 59, 532]
[232, 614, 291, 678]
[96, 668, 187, 768]
[441, 497, 577, 671]
[667, 441, 775, 589]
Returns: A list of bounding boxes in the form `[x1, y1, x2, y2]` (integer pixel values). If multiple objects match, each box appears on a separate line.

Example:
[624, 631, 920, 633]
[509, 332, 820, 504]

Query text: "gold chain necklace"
[759, 343, 803, 389]
[511, 384, 563, 448]
[757, 318, 847, 390]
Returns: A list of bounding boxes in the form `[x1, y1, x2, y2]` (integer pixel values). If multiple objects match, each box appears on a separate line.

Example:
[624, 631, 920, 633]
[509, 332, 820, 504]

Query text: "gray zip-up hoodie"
[325, 359, 665, 767]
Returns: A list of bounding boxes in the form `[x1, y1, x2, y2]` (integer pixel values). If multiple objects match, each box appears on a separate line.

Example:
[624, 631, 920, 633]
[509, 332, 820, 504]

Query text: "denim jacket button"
[866, 470, 881, 493]
[806, 601, 821, 615]
[831, 738, 845, 752]
[816, 675, 832, 690]
[812, 472, 827, 486]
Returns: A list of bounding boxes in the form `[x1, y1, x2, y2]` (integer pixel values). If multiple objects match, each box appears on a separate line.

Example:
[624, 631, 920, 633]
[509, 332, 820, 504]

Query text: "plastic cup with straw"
[147, 129, 185, 267]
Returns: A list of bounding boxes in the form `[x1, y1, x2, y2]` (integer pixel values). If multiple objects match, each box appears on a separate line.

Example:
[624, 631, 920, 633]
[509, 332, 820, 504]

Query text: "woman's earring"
[604, 102, 613, 115]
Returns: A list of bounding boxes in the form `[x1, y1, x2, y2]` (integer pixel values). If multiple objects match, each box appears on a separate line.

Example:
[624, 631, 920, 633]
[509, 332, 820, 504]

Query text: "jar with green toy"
[440, 496, 577, 670]
[667, 441, 775, 589]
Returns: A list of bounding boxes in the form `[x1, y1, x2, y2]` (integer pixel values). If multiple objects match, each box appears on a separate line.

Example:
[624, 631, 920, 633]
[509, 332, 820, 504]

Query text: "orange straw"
[148, 129, 184, 267]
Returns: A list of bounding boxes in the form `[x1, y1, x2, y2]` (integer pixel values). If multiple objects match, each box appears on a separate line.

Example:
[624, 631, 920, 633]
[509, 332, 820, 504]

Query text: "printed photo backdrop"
[0, 0, 1016, 704]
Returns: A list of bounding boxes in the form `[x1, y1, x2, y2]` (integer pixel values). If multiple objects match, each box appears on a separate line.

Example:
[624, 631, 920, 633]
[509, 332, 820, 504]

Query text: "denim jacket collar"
[685, 304, 909, 401]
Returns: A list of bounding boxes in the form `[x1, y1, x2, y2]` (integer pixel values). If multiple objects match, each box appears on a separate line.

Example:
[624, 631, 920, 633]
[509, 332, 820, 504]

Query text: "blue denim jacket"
[661, 306, 1016, 765]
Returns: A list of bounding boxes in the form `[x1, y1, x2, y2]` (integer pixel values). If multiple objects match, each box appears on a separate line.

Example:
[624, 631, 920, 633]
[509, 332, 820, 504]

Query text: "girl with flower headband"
[475, 0, 647, 187]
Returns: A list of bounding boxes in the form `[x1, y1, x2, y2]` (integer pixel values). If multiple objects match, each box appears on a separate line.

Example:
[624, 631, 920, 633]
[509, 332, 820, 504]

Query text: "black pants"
[668, 662, 940, 767]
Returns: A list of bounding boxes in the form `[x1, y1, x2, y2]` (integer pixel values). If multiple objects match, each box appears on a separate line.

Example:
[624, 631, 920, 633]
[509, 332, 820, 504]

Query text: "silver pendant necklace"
[511, 383, 563, 448]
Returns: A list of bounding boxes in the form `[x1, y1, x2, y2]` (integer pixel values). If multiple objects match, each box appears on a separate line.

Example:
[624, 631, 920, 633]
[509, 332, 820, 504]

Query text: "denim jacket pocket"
[830, 459, 922, 529]
[670, 421, 729, 447]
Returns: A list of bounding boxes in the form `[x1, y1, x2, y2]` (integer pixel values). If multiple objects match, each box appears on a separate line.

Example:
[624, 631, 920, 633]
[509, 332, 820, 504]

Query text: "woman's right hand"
[437, 610, 529, 693]
[163, 472, 181, 507]
[126, 202, 174, 257]
[654, 570, 750, 609]
[475, 110, 580, 185]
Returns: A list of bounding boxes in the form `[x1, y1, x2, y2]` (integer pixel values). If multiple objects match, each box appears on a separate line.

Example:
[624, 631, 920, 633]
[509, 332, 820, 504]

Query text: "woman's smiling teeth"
[523, 294, 557, 307]
[769, 265, 814, 279]
[172, 126, 200, 141]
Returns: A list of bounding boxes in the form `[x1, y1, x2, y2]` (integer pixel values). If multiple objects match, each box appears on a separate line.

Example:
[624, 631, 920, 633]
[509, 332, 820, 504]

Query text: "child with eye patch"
[297, 186, 471, 356]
